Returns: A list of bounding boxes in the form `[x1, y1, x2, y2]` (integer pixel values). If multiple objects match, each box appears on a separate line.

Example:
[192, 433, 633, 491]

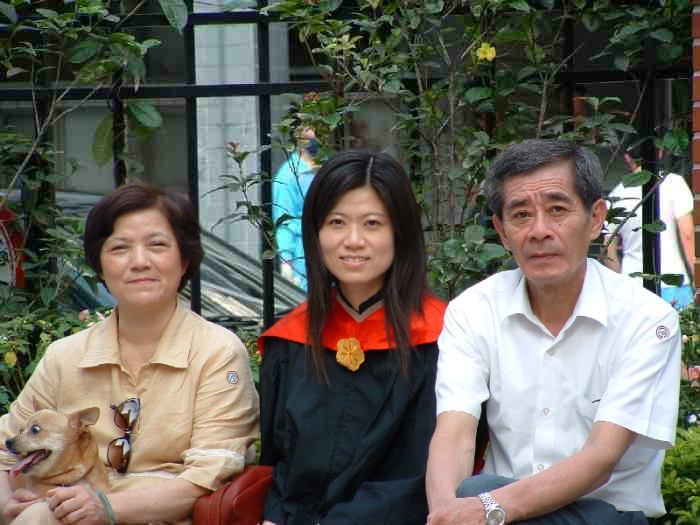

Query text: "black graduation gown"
[259, 295, 445, 525]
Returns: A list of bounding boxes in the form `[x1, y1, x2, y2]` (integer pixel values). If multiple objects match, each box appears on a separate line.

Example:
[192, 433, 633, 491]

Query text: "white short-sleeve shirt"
[436, 259, 681, 517]
[606, 173, 694, 287]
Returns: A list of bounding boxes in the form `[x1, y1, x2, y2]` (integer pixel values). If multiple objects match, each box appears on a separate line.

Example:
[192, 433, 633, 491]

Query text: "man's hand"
[46, 486, 111, 525]
[1, 488, 39, 524]
[427, 496, 485, 525]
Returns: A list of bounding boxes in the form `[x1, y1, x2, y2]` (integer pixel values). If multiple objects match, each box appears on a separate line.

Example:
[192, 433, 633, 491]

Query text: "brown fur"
[6, 401, 108, 524]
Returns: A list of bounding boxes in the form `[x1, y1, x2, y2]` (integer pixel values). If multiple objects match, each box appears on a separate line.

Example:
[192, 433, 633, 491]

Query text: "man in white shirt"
[426, 140, 681, 525]
[606, 153, 694, 308]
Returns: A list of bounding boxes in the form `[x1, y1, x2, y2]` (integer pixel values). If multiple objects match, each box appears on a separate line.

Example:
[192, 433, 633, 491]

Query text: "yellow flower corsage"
[336, 337, 365, 372]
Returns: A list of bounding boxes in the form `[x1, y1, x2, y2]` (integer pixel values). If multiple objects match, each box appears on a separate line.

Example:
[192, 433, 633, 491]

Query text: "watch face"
[486, 507, 506, 525]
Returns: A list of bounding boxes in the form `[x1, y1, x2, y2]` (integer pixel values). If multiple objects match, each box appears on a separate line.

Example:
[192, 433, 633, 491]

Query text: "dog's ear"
[32, 397, 48, 412]
[69, 407, 100, 431]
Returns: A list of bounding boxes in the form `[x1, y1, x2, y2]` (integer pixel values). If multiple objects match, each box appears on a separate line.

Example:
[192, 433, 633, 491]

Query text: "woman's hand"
[1, 488, 39, 523]
[46, 486, 111, 524]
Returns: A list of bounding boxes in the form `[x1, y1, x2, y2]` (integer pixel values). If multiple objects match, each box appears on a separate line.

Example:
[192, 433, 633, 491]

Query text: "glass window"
[195, 25, 258, 84]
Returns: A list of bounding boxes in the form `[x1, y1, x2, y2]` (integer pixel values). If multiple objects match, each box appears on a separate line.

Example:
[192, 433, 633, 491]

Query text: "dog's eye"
[30, 425, 40, 434]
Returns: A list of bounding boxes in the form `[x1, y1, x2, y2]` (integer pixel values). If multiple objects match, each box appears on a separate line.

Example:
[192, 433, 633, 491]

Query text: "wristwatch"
[478, 492, 507, 525]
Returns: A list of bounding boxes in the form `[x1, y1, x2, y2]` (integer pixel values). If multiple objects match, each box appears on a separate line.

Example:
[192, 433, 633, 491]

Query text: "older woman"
[259, 151, 446, 524]
[0, 183, 260, 524]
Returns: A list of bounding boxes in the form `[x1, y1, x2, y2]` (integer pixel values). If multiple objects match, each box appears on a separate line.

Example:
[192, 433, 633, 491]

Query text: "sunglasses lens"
[113, 398, 140, 431]
[107, 437, 131, 473]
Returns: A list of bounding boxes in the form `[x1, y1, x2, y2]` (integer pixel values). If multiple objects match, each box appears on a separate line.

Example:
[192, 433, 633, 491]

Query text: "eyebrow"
[328, 211, 387, 217]
[106, 232, 171, 242]
[505, 190, 574, 212]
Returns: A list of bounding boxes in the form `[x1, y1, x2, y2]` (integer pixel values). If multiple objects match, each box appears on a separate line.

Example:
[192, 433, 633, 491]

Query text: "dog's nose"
[5, 439, 15, 452]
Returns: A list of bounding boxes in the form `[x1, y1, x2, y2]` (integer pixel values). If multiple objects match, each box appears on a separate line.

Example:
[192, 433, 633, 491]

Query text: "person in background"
[272, 116, 320, 291]
[0, 182, 260, 524]
[606, 151, 695, 308]
[427, 140, 680, 525]
[260, 150, 446, 524]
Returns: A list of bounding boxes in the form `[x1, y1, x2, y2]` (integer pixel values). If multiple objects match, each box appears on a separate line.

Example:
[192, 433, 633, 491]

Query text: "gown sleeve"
[259, 337, 288, 523]
[323, 344, 438, 524]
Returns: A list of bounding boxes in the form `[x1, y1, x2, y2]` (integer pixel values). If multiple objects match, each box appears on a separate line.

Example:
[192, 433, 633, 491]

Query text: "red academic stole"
[258, 294, 446, 355]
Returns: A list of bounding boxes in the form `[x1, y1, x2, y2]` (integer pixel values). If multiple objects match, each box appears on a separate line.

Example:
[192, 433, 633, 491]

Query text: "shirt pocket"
[574, 397, 599, 421]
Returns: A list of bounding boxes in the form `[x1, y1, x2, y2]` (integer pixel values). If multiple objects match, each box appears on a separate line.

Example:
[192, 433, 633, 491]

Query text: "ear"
[588, 198, 607, 241]
[492, 214, 511, 252]
[71, 407, 100, 430]
[33, 397, 48, 413]
[180, 259, 189, 278]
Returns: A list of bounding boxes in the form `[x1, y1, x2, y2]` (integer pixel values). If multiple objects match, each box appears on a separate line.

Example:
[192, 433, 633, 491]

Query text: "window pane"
[195, 25, 257, 84]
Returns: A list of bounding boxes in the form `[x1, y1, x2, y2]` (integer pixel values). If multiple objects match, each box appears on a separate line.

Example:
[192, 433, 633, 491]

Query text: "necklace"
[118, 339, 137, 378]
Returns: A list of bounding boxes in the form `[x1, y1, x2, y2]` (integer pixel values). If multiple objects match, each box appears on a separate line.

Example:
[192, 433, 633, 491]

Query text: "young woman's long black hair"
[302, 150, 427, 379]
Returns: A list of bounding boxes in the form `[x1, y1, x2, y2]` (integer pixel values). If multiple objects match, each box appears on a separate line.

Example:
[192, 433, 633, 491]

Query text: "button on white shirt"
[436, 259, 681, 517]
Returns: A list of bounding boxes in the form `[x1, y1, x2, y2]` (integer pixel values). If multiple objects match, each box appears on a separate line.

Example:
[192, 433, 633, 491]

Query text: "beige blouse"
[0, 303, 260, 493]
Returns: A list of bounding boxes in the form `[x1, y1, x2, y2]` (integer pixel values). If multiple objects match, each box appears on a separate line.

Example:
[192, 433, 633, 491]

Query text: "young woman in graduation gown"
[259, 150, 446, 524]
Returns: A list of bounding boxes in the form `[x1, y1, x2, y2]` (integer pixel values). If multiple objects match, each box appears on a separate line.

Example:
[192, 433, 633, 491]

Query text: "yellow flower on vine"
[476, 42, 496, 62]
[4, 352, 17, 367]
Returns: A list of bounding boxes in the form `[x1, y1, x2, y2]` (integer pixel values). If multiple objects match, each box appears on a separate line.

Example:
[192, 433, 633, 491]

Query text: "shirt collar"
[79, 302, 192, 369]
[503, 258, 608, 329]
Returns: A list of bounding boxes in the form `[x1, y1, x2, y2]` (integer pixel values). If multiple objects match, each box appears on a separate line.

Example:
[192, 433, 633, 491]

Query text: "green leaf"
[319, 0, 342, 12]
[425, 0, 444, 14]
[36, 8, 59, 18]
[657, 44, 683, 64]
[642, 220, 666, 234]
[447, 167, 464, 181]
[508, 0, 531, 12]
[650, 29, 673, 44]
[126, 101, 163, 129]
[68, 40, 102, 64]
[92, 114, 113, 166]
[608, 123, 637, 134]
[40, 287, 54, 307]
[464, 224, 485, 243]
[659, 273, 683, 286]
[443, 238, 462, 258]
[0, 2, 17, 23]
[383, 78, 402, 93]
[125, 55, 146, 87]
[464, 87, 492, 105]
[582, 13, 599, 33]
[516, 66, 537, 82]
[6, 67, 26, 78]
[613, 54, 630, 72]
[483, 243, 507, 259]
[158, 0, 188, 34]
[621, 169, 652, 188]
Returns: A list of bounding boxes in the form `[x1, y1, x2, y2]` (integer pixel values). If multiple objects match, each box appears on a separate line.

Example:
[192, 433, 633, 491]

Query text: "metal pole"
[258, 0, 274, 329]
[641, 39, 658, 294]
[185, 0, 202, 314]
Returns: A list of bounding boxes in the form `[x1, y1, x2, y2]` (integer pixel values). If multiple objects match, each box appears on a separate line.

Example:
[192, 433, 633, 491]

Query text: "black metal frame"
[1, 5, 691, 323]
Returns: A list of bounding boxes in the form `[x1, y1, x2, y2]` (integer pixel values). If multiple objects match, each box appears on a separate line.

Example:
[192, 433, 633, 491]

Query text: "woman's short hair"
[302, 150, 427, 378]
[83, 182, 203, 292]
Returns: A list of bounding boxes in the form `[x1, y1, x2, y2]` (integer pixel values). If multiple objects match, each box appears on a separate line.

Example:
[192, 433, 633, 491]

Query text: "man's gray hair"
[484, 139, 604, 218]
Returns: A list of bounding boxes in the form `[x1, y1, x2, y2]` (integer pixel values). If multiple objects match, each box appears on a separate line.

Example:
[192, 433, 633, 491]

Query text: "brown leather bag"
[193, 465, 273, 525]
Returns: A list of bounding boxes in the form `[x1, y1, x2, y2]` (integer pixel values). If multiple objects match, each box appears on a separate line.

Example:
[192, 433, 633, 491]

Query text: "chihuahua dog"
[5, 400, 108, 524]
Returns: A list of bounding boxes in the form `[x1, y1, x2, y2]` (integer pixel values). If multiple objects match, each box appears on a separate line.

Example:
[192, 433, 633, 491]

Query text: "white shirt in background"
[607, 173, 693, 287]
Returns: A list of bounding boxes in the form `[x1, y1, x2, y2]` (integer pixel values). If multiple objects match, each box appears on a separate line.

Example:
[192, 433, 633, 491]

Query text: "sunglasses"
[107, 398, 140, 473]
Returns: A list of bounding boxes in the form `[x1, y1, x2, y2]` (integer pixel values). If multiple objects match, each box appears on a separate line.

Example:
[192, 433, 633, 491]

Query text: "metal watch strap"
[478, 491, 506, 525]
